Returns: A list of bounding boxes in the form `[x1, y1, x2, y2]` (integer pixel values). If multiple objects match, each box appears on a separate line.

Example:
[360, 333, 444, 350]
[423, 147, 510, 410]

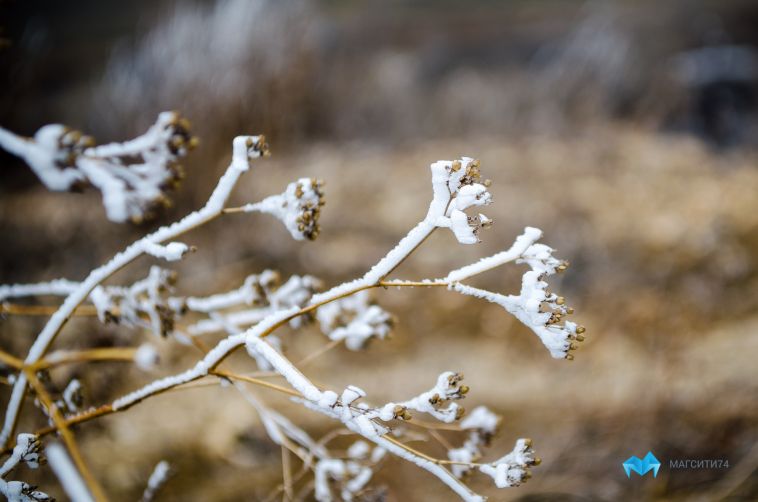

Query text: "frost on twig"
[0, 111, 197, 223]
[90, 266, 186, 338]
[0, 122, 586, 501]
[0, 435, 42, 476]
[448, 406, 501, 478]
[447, 227, 586, 360]
[186, 271, 322, 335]
[45, 443, 93, 502]
[375, 371, 468, 423]
[134, 344, 160, 371]
[141, 460, 171, 502]
[0, 434, 51, 502]
[242, 178, 325, 240]
[431, 158, 492, 244]
[478, 438, 539, 488]
[316, 290, 395, 350]
[58, 380, 83, 415]
[314, 441, 386, 502]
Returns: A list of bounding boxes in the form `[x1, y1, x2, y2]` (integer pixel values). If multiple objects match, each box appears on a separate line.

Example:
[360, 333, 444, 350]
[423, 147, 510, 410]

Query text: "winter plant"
[0, 113, 585, 501]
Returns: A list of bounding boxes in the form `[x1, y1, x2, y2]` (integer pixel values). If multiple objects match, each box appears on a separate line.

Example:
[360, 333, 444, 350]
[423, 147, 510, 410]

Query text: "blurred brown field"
[1, 1, 757, 500]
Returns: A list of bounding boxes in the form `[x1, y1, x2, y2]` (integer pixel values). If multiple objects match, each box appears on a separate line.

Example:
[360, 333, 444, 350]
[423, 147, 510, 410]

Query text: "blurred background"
[1, 0, 757, 500]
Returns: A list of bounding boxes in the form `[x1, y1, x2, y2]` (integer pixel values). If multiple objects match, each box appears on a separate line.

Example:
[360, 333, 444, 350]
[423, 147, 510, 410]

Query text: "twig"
[25, 370, 108, 501]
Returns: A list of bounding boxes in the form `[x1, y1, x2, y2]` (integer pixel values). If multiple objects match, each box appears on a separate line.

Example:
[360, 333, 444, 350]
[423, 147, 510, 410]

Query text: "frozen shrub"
[0, 113, 585, 501]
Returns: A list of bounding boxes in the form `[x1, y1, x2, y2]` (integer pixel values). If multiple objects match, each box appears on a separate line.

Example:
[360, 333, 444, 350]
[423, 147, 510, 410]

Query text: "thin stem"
[210, 370, 302, 398]
[29, 347, 138, 371]
[282, 445, 294, 501]
[1, 146, 255, 446]
[25, 370, 108, 502]
[0, 303, 101, 317]
[0, 349, 23, 370]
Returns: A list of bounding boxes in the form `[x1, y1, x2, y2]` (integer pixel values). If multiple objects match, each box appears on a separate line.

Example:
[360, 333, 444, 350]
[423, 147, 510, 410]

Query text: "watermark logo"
[622, 451, 661, 478]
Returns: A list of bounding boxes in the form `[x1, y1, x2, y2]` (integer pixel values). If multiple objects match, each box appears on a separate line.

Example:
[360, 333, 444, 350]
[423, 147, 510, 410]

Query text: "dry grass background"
[1, 1, 757, 500]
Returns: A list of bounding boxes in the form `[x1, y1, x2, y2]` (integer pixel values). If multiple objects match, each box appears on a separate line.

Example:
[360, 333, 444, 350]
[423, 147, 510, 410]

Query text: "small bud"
[451, 160, 462, 172]
[170, 136, 185, 149]
[455, 406, 466, 420]
[393, 405, 406, 419]
[575, 325, 585, 334]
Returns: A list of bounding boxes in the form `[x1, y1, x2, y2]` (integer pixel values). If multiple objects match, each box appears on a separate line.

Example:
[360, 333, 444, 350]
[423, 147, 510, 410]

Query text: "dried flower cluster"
[0, 111, 585, 501]
[241, 177, 326, 240]
[0, 112, 197, 223]
[316, 291, 395, 350]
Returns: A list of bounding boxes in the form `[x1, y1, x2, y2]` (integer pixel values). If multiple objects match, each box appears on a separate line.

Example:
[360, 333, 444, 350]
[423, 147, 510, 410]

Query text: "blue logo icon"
[623, 451, 661, 478]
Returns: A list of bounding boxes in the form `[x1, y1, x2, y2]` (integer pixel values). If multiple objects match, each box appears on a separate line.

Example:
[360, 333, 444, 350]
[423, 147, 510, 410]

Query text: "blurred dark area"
[1, 1, 757, 501]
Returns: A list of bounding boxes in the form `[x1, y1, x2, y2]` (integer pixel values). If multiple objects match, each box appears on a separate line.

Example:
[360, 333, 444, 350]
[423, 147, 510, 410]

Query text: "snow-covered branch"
[0, 112, 197, 223]
[0, 117, 586, 501]
[1, 134, 269, 447]
[0, 434, 50, 502]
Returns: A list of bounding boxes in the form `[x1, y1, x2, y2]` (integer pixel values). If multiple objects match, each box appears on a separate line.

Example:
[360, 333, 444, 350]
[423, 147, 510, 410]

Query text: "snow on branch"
[0, 112, 197, 223]
[478, 439, 539, 488]
[90, 266, 186, 338]
[45, 443, 93, 502]
[314, 441, 386, 502]
[0, 434, 50, 502]
[316, 290, 395, 350]
[0, 119, 587, 501]
[241, 178, 326, 240]
[449, 237, 585, 360]
[1, 133, 269, 448]
[374, 371, 469, 423]
[141, 460, 171, 502]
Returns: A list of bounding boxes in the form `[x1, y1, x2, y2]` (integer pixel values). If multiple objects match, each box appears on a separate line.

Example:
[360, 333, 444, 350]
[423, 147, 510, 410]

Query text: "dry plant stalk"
[0, 112, 585, 501]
